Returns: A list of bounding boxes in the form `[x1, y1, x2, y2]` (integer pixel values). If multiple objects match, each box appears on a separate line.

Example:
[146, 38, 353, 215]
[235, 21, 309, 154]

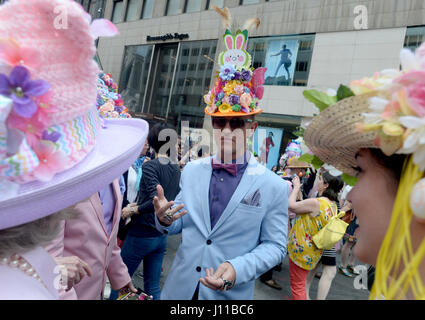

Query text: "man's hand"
[153, 185, 187, 226]
[199, 262, 236, 292]
[117, 281, 137, 298]
[122, 202, 138, 219]
[54, 256, 92, 291]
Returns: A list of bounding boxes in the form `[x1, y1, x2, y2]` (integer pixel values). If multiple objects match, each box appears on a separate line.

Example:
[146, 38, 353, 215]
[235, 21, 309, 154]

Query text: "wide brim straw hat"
[303, 92, 378, 177]
[0, 0, 149, 229]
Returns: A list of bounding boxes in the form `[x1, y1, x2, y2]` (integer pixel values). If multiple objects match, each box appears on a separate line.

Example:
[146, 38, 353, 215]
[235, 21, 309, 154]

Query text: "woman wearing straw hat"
[301, 41, 425, 299]
[0, 0, 148, 299]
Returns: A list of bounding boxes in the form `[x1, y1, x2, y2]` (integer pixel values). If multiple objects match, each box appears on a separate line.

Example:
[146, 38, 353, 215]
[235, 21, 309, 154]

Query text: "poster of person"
[252, 126, 284, 170]
[264, 39, 299, 86]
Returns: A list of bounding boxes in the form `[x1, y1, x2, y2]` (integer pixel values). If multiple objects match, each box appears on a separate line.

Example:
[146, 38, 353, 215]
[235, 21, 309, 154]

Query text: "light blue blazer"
[155, 153, 289, 300]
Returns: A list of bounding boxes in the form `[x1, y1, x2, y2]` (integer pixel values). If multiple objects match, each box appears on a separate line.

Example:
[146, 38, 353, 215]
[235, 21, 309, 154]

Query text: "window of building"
[404, 26, 425, 52]
[166, 0, 180, 16]
[191, 48, 200, 56]
[119, 45, 154, 113]
[141, 0, 154, 19]
[247, 34, 315, 87]
[240, 0, 260, 5]
[168, 40, 218, 130]
[125, 0, 139, 22]
[182, 48, 190, 56]
[207, 0, 224, 9]
[185, 0, 202, 13]
[201, 47, 209, 56]
[112, 0, 123, 23]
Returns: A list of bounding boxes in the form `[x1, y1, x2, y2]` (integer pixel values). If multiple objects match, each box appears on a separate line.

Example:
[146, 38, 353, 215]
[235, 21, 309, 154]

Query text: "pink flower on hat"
[394, 71, 425, 117]
[0, 38, 41, 71]
[32, 140, 68, 182]
[240, 93, 252, 109]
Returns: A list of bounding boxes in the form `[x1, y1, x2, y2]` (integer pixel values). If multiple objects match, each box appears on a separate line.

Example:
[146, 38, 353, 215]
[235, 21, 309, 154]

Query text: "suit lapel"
[110, 179, 121, 239]
[200, 157, 213, 234]
[90, 191, 108, 237]
[209, 154, 261, 237]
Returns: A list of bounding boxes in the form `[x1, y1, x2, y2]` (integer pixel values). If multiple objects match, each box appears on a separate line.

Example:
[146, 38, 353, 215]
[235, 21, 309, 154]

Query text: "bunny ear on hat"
[0, 0, 149, 229]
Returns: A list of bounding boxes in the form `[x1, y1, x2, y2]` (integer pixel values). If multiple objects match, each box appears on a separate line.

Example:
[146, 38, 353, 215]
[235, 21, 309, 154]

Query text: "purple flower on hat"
[114, 106, 124, 113]
[219, 65, 236, 81]
[230, 94, 240, 105]
[241, 105, 250, 113]
[233, 72, 241, 80]
[0, 66, 50, 118]
[42, 130, 61, 143]
[241, 70, 251, 82]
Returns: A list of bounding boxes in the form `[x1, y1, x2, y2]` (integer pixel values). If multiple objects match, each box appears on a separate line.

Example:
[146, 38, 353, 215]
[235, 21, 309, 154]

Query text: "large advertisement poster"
[252, 127, 284, 170]
[264, 39, 299, 86]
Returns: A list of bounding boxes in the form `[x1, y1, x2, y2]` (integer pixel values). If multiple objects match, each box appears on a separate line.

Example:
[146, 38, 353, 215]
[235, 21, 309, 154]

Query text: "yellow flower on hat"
[219, 103, 231, 113]
[223, 80, 239, 95]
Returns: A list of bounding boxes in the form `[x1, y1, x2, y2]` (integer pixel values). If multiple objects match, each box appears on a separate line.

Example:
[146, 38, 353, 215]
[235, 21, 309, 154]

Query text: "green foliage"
[336, 84, 355, 101]
[293, 126, 305, 138]
[342, 173, 358, 186]
[303, 90, 337, 112]
[298, 154, 324, 169]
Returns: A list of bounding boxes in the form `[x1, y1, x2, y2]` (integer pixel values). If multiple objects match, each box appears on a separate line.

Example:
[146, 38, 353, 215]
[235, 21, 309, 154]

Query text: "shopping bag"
[312, 211, 349, 250]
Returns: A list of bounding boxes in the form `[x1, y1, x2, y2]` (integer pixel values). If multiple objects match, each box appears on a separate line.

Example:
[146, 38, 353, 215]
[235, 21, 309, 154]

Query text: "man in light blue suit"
[153, 113, 289, 300]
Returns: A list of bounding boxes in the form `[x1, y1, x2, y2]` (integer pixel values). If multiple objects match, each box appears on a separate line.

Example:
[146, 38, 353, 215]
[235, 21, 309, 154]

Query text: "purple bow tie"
[211, 161, 238, 176]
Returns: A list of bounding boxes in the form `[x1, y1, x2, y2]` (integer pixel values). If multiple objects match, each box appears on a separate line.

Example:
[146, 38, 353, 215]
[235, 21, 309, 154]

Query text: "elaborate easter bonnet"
[0, 0, 148, 230]
[96, 71, 131, 119]
[302, 42, 425, 299]
[203, 6, 265, 117]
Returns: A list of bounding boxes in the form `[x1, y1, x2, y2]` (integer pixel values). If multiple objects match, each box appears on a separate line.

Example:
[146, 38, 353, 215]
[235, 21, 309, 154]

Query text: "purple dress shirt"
[98, 184, 116, 236]
[209, 153, 250, 230]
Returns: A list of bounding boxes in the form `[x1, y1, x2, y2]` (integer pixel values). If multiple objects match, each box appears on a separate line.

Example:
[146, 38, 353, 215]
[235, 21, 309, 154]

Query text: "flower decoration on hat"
[96, 72, 131, 119]
[0, 40, 66, 183]
[0, 0, 120, 200]
[204, 6, 265, 117]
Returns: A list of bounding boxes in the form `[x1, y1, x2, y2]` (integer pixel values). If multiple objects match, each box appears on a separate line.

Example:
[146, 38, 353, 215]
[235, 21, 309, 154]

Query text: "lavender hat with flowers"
[0, 0, 148, 230]
[204, 6, 266, 117]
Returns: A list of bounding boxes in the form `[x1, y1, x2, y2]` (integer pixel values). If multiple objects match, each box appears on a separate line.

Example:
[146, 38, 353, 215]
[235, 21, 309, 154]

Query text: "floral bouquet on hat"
[204, 6, 266, 117]
[96, 72, 131, 119]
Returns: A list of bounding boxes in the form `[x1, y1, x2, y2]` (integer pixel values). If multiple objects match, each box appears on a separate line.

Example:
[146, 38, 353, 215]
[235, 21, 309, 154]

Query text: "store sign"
[147, 33, 189, 42]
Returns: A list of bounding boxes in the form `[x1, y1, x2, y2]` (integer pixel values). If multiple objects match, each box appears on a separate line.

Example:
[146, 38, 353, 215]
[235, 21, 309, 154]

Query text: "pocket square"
[241, 189, 261, 207]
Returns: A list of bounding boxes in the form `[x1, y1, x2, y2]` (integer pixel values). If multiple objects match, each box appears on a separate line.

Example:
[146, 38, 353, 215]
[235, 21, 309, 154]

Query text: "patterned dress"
[287, 197, 338, 270]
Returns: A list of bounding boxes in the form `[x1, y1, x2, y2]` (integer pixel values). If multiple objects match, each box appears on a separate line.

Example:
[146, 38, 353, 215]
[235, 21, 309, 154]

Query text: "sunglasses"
[211, 117, 253, 131]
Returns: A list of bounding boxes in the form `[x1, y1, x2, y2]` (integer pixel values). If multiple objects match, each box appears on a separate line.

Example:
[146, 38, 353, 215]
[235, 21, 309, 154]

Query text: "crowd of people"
[1, 0, 425, 301]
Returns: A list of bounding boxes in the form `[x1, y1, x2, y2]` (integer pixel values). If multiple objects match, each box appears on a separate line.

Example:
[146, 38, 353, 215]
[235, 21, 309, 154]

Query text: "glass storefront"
[247, 34, 315, 86]
[119, 45, 154, 113]
[118, 40, 217, 130]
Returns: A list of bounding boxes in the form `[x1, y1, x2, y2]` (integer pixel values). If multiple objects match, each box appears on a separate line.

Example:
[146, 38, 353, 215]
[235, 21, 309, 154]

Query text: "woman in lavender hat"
[0, 0, 148, 299]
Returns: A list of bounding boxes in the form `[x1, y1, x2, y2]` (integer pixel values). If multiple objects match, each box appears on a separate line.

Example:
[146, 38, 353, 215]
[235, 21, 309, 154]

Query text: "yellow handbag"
[312, 210, 349, 250]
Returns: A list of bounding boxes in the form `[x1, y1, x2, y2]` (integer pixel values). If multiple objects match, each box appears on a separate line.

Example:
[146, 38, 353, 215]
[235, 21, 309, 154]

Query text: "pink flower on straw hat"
[394, 71, 425, 118]
[32, 140, 68, 182]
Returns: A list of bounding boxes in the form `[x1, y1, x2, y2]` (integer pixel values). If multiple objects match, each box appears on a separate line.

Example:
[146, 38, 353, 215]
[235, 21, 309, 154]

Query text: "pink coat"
[45, 179, 131, 300]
